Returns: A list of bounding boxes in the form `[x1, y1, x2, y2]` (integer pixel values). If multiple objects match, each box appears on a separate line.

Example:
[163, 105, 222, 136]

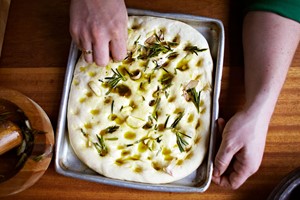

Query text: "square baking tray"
[55, 8, 224, 193]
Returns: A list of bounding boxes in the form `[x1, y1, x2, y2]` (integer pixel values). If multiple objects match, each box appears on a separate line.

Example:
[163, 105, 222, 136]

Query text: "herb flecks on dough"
[152, 97, 161, 121]
[68, 16, 214, 184]
[81, 129, 92, 147]
[167, 52, 179, 60]
[142, 116, 154, 130]
[187, 88, 201, 113]
[104, 68, 127, 95]
[132, 30, 175, 60]
[111, 100, 114, 114]
[184, 45, 207, 56]
[175, 132, 191, 152]
[183, 80, 202, 113]
[148, 43, 172, 58]
[94, 135, 108, 157]
[137, 43, 172, 60]
[159, 72, 174, 88]
[168, 112, 191, 152]
[170, 112, 184, 129]
[100, 125, 120, 135]
[164, 115, 170, 129]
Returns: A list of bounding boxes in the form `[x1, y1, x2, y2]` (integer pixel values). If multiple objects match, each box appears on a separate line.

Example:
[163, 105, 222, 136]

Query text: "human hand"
[70, 0, 128, 66]
[212, 109, 270, 189]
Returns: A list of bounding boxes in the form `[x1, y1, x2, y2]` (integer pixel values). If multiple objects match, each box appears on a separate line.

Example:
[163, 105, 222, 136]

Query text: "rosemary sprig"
[104, 68, 127, 95]
[169, 112, 191, 152]
[138, 43, 172, 60]
[15, 121, 40, 168]
[94, 135, 108, 156]
[187, 88, 201, 113]
[0, 111, 13, 121]
[184, 45, 207, 56]
[176, 131, 191, 152]
[148, 43, 172, 58]
[170, 112, 184, 129]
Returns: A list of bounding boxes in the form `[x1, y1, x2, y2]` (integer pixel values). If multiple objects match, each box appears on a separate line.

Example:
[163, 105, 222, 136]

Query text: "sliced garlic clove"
[126, 115, 145, 129]
[120, 106, 133, 115]
[88, 81, 102, 96]
[130, 70, 142, 80]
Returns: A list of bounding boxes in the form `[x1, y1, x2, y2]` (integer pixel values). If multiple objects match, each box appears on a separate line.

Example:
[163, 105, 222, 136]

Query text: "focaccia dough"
[67, 16, 213, 183]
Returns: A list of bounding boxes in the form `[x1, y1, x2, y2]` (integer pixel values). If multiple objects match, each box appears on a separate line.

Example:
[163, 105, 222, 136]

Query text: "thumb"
[213, 118, 235, 177]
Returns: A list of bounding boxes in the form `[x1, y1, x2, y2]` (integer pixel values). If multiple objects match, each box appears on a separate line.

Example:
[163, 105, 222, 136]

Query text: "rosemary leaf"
[105, 125, 119, 134]
[156, 135, 162, 143]
[170, 112, 184, 129]
[138, 42, 172, 60]
[152, 97, 161, 121]
[134, 35, 141, 45]
[105, 137, 118, 141]
[176, 132, 189, 152]
[159, 73, 174, 87]
[94, 135, 108, 156]
[149, 43, 171, 58]
[184, 45, 207, 56]
[164, 115, 170, 128]
[104, 68, 127, 95]
[81, 129, 89, 137]
[111, 100, 114, 114]
[167, 52, 179, 60]
[187, 88, 201, 112]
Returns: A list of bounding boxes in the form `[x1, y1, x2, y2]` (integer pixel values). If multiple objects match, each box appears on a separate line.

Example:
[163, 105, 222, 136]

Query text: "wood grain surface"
[0, 0, 11, 57]
[0, 0, 299, 199]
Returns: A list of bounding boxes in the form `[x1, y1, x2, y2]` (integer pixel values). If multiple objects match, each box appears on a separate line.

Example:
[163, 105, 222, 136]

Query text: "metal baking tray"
[55, 8, 224, 193]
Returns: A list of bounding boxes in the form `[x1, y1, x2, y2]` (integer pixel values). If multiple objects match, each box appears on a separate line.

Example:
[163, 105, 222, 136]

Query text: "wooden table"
[0, 0, 299, 199]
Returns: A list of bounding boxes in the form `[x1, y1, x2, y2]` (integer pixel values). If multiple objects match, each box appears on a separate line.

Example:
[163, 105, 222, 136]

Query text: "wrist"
[243, 95, 277, 123]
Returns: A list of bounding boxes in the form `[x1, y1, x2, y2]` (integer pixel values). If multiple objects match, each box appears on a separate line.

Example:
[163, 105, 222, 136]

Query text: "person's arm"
[212, 11, 300, 189]
[69, 0, 128, 66]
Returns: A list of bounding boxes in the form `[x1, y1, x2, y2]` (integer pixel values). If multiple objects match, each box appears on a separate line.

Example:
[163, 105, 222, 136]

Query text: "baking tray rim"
[54, 8, 224, 193]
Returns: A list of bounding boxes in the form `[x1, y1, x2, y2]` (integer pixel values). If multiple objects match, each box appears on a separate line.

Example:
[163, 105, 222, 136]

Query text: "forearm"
[243, 11, 300, 119]
[213, 9, 300, 191]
